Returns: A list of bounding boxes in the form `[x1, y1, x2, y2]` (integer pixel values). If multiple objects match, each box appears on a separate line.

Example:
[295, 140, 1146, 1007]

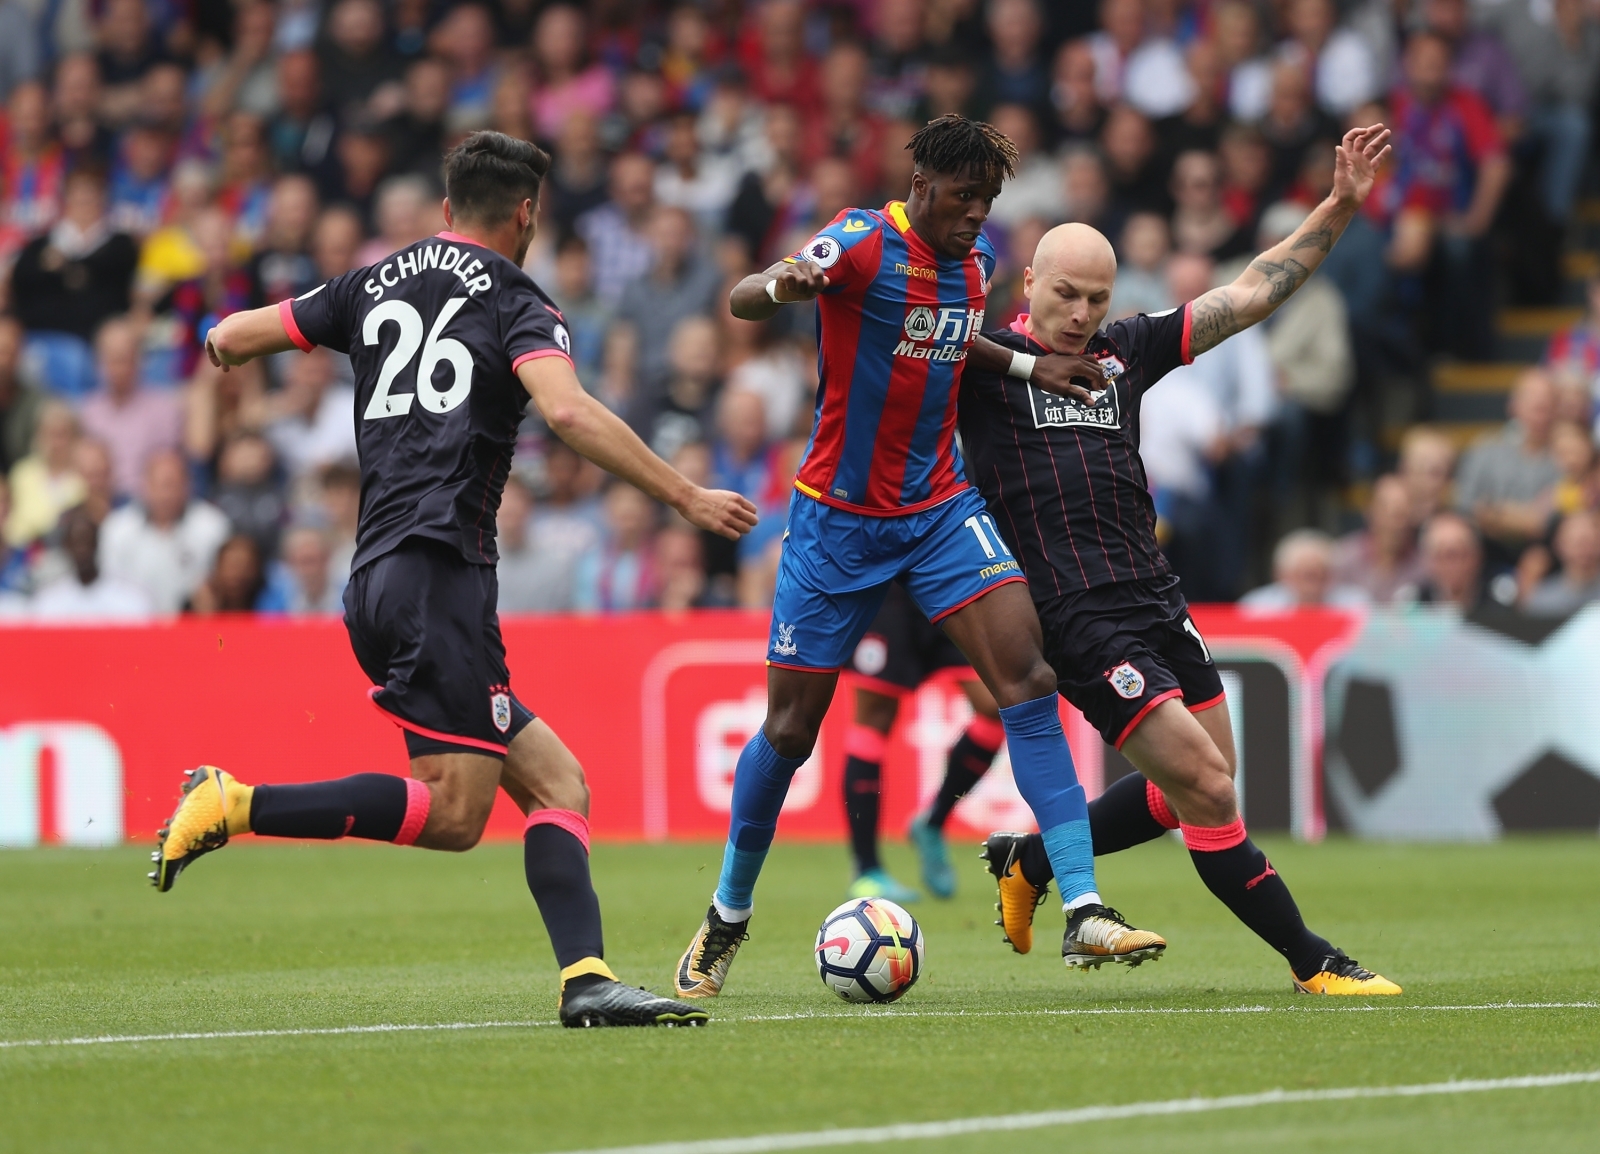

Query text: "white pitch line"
[543, 1071, 1600, 1154]
[1, 1001, 1593, 1052]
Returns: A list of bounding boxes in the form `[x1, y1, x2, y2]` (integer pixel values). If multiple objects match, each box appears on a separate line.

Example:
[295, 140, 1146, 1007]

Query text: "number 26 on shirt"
[362, 298, 475, 420]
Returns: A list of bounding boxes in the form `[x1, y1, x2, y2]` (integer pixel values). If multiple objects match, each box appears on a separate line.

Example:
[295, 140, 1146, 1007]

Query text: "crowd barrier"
[0, 607, 1360, 848]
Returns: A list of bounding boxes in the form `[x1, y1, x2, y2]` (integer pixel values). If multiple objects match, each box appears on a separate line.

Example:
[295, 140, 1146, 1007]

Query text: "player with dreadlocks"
[674, 115, 1167, 999]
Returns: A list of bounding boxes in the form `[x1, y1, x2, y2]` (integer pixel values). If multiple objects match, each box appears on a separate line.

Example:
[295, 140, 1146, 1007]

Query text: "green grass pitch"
[2, 835, 1598, 1153]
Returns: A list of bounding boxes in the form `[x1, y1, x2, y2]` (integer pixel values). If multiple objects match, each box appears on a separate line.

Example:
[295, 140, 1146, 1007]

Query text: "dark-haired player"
[840, 583, 1004, 902]
[962, 124, 1400, 994]
[674, 115, 1166, 999]
[150, 132, 757, 1027]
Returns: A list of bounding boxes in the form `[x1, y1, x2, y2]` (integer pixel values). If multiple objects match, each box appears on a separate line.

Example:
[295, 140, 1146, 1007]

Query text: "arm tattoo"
[1249, 256, 1311, 305]
[1187, 289, 1240, 356]
[1290, 224, 1334, 254]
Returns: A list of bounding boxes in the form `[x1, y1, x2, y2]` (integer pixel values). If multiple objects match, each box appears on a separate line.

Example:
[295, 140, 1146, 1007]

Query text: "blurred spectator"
[0, 0, 37, 104]
[655, 109, 740, 230]
[135, 159, 218, 301]
[1544, 273, 1600, 382]
[1523, 510, 1600, 616]
[975, 0, 1049, 117]
[248, 175, 320, 307]
[1215, 0, 1273, 123]
[1240, 529, 1368, 609]
[5, 401, 83, 546]
[431, 3, 498, 128]
[616, 206, 720, 385]
[988, 104, 1063, 226]
[265, 347, 357, 483]
[0, 315, 42, 473]
[11, 166, 138, 345]
[1399, 425, 1458, 526]
[573, 482, 660, 612]
[531, 441, 603, 562]
[31, 504, 152, 621]
[316, 461, 361, 582]
[79, 318, 182, 498]
[1101, 104, 1166, 218]
[740, 0, 819, 111]
[107, 123, 173, 240]
[1059, 145, 1115, 235]
[156, 207, 254, 380]
[55, 54, 112, 170]
[272, 524, 343, 614]
[529, 4, 615, 142]
[656, 524, 713, 611]
[1108, 212, 1172, 319]
[97, 0, 165, 126]
[267, 50, 336, 177]
[0, 81, 63, 260]
[311, 205, 365, 281]
[327, 119, 392, 229]
[1402, 511, 1484, 609]
[1088, 0, 1146, 110]
[1331, 474, 1424, 604]
[1390, 31, 1510, 359]
[1048, 39, 1105, 144]
[210, 431, 285, 558]
[72, 437, 116, 526]
[545, 108, 608, 237]
[99, 448, 229, 613]
[190, 533, 269, 613]
[1140, 354, 1226, 598]
[1455, 370, 1561, 563]
[1260, 61, 1339, 200]
[355, 175, 435, 266]
[724, 317, 809, 443]
[1217, 122, 1273, 233]
[577, 151, 657, 305]
[0, 473, 24, 595]
[1170, 150, 1250, 260]
[634, 314, 722, 461]
[1278, 0, 1379, 118]
[919, 44, 977, 123]
[1493, 0, 1600, 223]
[384, 57, 450, 179]
[196, 3, 277, 122]
[495, 473, 573, 613]
[547, 234, 609, 388]
[320, 0, 403, 123]
[1424, 0, 1526, 135]
[724, 103, 805, 267]
[1548, 419, 1597, 519]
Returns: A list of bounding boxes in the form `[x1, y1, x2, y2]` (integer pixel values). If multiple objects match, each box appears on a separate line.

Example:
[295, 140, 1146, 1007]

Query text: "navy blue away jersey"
[957, 306, 1192, 599]
[283, 231, 571, 572]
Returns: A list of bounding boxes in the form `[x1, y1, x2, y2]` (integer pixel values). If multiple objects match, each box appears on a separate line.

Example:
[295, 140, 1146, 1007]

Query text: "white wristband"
[1007, 351, 1036, 381]
[766, 279, 782, 303]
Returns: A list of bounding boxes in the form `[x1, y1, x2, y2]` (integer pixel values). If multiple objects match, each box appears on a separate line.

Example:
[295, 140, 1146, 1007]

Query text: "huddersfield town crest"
[491, 691, 512, 733]
[1107, 662, 1145, 700]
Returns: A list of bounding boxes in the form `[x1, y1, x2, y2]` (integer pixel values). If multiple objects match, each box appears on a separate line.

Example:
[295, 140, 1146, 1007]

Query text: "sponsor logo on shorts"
[773, 622, 798, 658]
[490, 688, 512, 733]
[979, 559, 1021, 579]
[853, 635, 888, 676]
[1107, 662, 1145, 700]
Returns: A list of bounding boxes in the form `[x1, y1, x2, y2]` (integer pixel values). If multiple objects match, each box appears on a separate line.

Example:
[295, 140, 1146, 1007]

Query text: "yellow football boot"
[1293, 951, 1402, 995]
[149, 766, 253, 892]
[673, 905, 749, 998]
[981, 832, 1050, 954]
[1062, 904, 1167, 969]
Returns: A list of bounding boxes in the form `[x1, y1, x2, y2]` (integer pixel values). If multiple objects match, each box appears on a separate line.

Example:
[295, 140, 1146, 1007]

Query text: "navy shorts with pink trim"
[1035, 576, 1224, 750]
[344, 536, 536, 759]
[767, 486, 1024, 673]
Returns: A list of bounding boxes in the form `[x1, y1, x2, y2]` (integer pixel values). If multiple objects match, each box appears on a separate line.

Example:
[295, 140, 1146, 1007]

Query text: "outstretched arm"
[518, 356, 758, 540]
[1187, 124, 1391, 358]
[205, 305, 298, 370]
[729, 259, 830, 320]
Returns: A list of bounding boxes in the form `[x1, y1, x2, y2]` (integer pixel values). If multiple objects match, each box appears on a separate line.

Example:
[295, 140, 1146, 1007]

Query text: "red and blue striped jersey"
[786, 202, 996, 516]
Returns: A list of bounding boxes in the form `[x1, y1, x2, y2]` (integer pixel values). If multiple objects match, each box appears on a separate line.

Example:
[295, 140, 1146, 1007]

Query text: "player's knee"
[1182, 751, 1238, 826]
[1002, 657, 1058, 706]
[765, 713, 820, 760]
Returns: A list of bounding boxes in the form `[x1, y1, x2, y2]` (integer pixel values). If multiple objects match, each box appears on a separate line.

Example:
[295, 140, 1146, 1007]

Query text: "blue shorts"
[767, 488, 1027, 672]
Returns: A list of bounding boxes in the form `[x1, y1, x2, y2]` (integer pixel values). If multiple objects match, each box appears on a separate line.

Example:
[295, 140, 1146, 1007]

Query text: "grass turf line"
[1, 836, 1597, 1153]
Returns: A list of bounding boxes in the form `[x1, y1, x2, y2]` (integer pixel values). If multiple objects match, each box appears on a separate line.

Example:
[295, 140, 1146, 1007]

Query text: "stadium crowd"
[0, 0, 1597, 622]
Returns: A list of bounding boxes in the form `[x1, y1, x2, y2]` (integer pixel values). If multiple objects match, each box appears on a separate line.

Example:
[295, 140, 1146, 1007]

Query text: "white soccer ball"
[814, 897, 924, 1003]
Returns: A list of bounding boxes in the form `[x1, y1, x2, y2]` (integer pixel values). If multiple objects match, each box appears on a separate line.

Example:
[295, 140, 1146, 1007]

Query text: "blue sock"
[713, 729, 807, 916]
[998, 694, 1099, 906]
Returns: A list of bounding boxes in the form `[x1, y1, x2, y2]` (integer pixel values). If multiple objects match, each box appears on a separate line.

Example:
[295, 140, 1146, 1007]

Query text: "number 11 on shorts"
[964, 514, 1012, 559]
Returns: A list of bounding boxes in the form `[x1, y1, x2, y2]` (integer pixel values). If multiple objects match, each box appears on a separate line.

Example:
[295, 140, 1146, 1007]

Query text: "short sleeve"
[283, 272, 360, 355]
[501, 281, 573, 373]
[1109, 303, 1193, 396]
[784, 209, 881, 294]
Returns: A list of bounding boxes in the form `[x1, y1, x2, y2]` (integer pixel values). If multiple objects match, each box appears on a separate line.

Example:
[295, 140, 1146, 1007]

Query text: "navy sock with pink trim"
[1088, 772, 1173, 855]
[926, 714, 1004, 830]
[524, 810, 605, 971]
[1182, 819, 1332, 980]
[249, 774, 429, 843]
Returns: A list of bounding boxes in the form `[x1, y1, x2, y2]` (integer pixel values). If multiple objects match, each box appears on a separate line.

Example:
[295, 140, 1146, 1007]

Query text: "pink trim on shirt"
[279, 299, 314, 353]
[1180, 299, 1195, 364]
[435, 230, 484, 247]
[511, 348, 574, 373]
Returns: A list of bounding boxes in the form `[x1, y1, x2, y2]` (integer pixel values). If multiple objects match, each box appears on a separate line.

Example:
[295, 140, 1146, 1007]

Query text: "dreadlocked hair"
[906, 115, 1018, 184]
